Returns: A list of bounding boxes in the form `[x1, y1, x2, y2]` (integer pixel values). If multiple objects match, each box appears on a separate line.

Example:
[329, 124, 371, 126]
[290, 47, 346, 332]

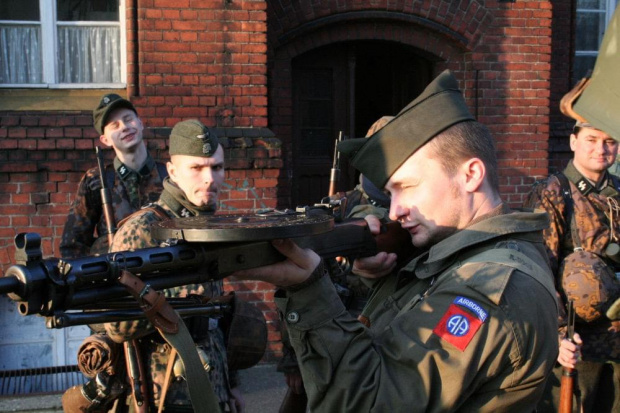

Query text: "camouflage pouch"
[560, 249, 620, 322]
[219, 292, 267, 370]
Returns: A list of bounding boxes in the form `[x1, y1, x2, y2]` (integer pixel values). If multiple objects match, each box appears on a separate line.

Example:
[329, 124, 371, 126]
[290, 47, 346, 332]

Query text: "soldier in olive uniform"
[278, 117, 393, 413]
[60, 94, 167, 258]
[524, 120, 620, 412]
[104, 120, 244, 412]
[232, 70, 559, 412]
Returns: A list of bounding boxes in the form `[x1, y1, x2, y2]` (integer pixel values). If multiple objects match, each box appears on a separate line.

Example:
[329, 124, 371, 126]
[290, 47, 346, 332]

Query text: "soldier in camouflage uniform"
[104, 119, 244, 412]
[60, 94, 167, 258]
[524, 120, 620, 412]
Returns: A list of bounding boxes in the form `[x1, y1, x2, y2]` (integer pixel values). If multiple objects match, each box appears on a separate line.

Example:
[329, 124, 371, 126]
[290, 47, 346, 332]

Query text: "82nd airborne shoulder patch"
[432, 296, 488, 352]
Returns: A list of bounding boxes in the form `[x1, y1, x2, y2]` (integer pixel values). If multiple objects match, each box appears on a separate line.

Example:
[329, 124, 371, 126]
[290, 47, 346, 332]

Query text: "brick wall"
[267, 0, 555, 206]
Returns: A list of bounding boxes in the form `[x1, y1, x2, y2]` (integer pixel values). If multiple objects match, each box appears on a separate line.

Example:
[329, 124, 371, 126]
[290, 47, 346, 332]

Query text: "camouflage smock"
[104, 193, 232, 409]
[524, 160, 620, 362]
[276, 205, 559, 412]
[60, 154, 166, 258]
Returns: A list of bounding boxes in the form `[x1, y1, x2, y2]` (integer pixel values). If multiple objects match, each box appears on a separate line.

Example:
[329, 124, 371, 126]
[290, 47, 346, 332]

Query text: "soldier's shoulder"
[121, 205, 168, 230]
[531, 173, 561, 189]
[113, 206, 169, 250]
[81, 166, 101, 181]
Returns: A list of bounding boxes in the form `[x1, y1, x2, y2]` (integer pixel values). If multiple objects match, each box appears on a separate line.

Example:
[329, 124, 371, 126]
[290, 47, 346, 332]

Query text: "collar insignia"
[575, 178, 593, 195]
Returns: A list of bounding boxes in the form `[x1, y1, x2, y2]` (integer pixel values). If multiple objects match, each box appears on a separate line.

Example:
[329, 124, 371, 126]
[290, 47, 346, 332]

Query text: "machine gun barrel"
[2, 218, 413, 322]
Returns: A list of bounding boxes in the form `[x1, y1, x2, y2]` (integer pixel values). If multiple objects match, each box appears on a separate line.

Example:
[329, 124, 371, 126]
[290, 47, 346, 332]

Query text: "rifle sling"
[118, 270, 220, 413]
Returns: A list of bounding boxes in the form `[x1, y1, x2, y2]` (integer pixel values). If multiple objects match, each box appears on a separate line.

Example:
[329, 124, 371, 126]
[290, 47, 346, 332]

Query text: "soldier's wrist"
[281, 261, 327, 292]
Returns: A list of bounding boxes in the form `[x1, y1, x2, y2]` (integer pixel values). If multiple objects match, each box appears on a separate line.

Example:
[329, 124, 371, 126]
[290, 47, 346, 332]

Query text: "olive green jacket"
[275, 207, 558, 412]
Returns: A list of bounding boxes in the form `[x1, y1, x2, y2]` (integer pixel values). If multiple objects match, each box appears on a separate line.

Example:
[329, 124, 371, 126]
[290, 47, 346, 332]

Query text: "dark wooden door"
[291, 41, 433, 207]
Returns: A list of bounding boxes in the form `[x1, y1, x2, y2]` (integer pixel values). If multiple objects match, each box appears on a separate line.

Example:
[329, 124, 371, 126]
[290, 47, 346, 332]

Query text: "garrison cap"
[169, 119, 219, 157]
[93, 94, 137, 135]
[338, 70, 475, 188]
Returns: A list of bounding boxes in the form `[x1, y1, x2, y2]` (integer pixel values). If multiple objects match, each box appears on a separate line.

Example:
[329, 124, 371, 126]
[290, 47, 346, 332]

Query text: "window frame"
[573, 0, 618, 80]
[0, 0, 126, 89]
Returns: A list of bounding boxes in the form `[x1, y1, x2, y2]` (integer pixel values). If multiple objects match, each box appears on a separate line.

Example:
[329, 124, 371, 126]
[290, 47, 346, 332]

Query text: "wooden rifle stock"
[558, 300, 576, 413]
[328, 132, 343, 197]
[96, 146, 117, 246]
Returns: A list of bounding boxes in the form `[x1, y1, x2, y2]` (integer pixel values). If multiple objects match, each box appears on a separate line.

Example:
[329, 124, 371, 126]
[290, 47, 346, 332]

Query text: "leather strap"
[118, 270, 220, 413]
[118, 270, 178, 334]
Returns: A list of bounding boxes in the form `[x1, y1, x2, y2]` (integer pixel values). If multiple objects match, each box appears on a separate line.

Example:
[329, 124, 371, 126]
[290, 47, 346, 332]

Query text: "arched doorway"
[291, 40, 434, 206]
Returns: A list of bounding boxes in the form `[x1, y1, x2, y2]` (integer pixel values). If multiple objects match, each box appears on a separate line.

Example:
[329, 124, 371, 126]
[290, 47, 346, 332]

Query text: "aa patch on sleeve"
[432, 296, 488, 352]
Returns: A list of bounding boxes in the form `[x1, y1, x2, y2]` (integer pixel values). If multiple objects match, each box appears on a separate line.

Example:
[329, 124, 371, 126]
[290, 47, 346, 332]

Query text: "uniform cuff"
[274, 275, 346, 331]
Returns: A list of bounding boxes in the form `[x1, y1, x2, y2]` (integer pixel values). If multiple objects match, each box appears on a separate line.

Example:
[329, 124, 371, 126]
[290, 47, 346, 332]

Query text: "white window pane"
[0, 25, 42, 84]
[56, 0, 119, 22]
[577, 0, 607, 10]
[573, 55, 597, 84]
[0, 1, 40, 21]
[57, 26, 120, 83]
[575, 12, 606, 51]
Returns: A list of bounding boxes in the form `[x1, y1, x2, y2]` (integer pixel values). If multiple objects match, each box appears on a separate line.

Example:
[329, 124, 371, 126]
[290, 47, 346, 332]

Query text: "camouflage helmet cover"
[560, 249, 620, 323]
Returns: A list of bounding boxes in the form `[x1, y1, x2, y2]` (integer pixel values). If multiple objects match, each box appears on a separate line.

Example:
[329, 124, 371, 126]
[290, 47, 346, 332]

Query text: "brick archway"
[268, 15, 473, 206]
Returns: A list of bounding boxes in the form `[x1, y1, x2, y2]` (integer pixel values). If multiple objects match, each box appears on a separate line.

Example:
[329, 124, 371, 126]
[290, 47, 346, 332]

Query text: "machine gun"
[0, 210, 413, 328]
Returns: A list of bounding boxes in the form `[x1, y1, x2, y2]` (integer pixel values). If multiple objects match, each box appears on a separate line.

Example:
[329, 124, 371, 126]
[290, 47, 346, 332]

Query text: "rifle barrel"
[48, 303, 229, 328]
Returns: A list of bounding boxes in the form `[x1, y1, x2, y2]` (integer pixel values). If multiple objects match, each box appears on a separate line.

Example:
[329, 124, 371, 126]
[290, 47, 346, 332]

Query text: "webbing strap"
[158, 322, 219, 413]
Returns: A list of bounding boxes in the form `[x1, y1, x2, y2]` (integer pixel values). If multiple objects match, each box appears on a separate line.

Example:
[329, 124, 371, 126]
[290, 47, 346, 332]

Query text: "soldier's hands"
[285, 372, 305, 395]
[352, 215, 398, 279]
[228, 386, 245, 413]
[557, 332, 582, 369]
[230, 239, 321, 287]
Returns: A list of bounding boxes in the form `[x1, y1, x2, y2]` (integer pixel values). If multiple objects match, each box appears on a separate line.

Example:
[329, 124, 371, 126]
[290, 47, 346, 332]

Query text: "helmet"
[560, 249, 620, 322]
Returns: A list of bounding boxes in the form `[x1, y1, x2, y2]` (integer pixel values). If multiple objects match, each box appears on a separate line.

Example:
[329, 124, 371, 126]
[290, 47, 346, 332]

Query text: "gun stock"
[96, 146, 117, 247]
[558, 300, 576, 413]
[328, 132, 344, 197]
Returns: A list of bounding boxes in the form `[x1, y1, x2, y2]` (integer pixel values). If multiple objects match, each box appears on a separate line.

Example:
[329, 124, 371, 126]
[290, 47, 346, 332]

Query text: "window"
[0, 0, 125, 88]
[573, 0, 618, 83]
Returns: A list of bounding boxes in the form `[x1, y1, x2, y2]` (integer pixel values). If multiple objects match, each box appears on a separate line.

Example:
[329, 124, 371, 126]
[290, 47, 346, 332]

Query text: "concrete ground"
[0, 363, 287, 413]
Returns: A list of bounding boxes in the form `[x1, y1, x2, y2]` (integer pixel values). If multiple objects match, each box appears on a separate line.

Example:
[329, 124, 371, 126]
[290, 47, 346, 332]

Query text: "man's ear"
[166, 160, 176, 182]
[461, 158, 486, 193]
[569, 133, 578, 152]
[99, 134, 112, 148]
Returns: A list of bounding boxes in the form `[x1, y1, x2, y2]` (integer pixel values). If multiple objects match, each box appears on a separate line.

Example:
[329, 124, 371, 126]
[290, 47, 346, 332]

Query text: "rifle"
[558, 299, 576, 413]
[328, 132, 344, 197]
[95, 147, 150, 412]
[96, 146, 117, 247]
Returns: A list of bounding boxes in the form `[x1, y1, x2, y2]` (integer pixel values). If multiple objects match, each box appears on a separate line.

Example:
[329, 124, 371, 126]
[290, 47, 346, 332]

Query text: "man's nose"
[389, 202, 406, 222]
[201, 168, 214, 183]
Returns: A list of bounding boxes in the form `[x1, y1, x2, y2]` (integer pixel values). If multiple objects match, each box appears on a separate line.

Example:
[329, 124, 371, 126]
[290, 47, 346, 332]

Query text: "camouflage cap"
[169, 119, 219, 157]
[337, 70, 475, 189]
[93, 94, 137, 135]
